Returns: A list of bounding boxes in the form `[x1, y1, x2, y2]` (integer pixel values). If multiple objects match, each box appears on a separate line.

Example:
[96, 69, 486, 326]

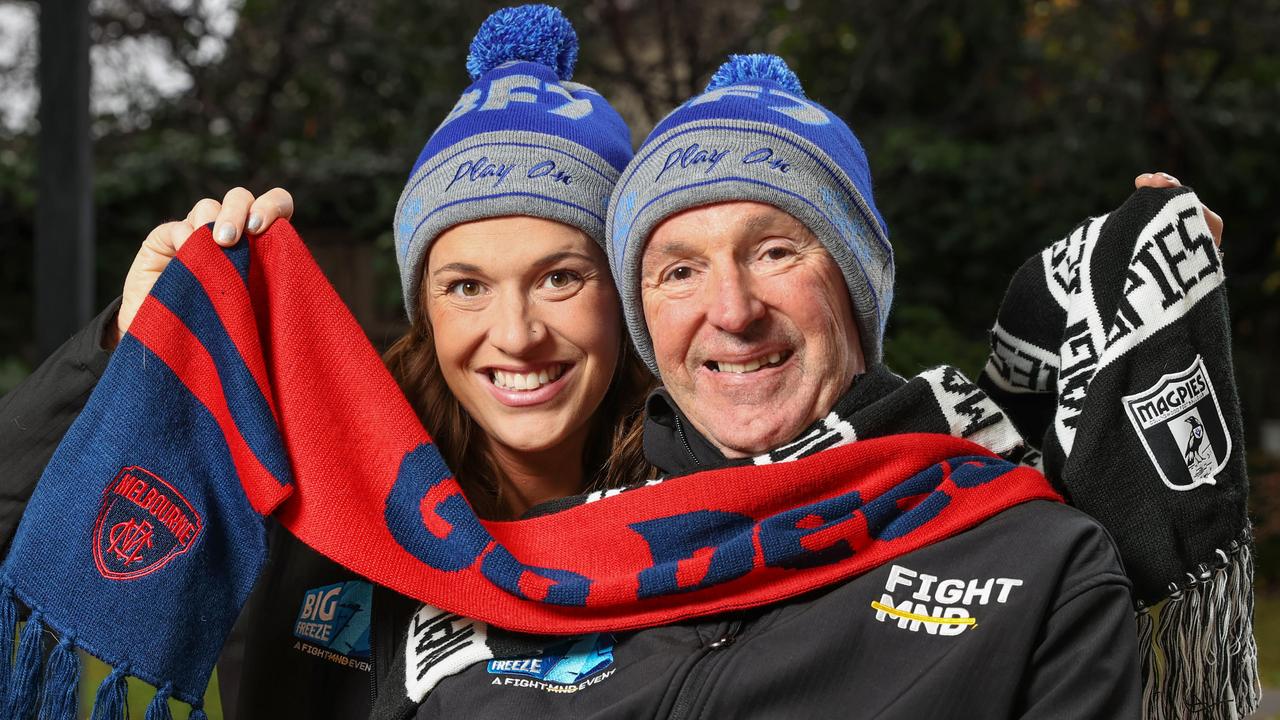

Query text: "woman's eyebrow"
[432, 262, 483, 276]
[533, 250, 596, 268]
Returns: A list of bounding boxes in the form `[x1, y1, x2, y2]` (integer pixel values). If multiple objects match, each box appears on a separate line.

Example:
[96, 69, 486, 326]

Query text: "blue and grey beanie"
[606, 54, 892, 372]
[394, 4, 633, 321]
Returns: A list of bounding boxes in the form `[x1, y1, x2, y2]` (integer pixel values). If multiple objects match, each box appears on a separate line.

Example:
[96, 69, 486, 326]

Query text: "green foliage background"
[5, 0, 1276, 394]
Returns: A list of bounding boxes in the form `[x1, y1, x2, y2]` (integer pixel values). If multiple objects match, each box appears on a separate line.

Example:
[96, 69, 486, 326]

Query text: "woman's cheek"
[568, 288, 622, 350]
[427, 305, 482, 373]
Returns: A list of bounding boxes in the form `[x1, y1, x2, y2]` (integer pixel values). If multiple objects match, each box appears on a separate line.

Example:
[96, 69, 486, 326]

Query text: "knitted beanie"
[605, 54, 891, 373]
[393, 4, 633, 322]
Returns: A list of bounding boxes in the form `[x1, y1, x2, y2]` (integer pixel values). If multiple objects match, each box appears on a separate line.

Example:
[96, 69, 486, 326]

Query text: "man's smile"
[704, 350, 791, 374]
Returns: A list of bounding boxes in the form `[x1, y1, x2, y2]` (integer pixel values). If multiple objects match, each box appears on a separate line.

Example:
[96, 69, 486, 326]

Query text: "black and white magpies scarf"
[979, 186, 1257, 719]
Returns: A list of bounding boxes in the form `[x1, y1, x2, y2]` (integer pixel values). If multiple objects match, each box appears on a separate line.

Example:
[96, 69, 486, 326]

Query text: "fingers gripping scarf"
[979, 186, 1258, 718]
[0, 220, 1057, 718]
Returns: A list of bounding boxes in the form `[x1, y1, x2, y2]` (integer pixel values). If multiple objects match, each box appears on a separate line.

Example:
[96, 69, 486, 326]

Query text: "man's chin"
[696, 413, 809, 459]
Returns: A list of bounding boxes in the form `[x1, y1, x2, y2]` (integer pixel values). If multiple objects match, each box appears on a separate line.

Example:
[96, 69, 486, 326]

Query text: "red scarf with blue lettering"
[0, 221, 1056, 718]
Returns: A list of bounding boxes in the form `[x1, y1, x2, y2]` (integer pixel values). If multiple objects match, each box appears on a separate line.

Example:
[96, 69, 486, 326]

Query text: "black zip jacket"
[374, 376, 1141, 720]
[0, 303, 400, 720]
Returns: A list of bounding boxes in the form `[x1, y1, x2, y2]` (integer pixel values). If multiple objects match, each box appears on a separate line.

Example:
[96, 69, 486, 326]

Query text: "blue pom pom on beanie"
[705, 53, 805, 96]
[466, 4, 579, 81]
[606, 53, 892, 372]
[394, 4, 633, 322]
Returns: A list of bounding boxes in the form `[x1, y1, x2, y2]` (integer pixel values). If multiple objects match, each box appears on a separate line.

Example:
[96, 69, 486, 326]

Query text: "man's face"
[641, 201, 865, 458]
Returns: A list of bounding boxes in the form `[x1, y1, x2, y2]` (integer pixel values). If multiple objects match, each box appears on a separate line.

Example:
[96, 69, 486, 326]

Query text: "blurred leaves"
[1, 0, 1277, 418]
[1251, 452, 1280, 588]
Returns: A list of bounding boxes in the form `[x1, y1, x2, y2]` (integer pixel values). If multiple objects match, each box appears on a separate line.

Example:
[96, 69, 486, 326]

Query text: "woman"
[384, 214, 651, 520]
[0, 5, 650, 718]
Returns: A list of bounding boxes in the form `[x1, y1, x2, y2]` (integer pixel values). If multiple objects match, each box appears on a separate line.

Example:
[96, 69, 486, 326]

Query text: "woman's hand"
[106, 187, 294, 350]
[1134, 172, 1223, 247]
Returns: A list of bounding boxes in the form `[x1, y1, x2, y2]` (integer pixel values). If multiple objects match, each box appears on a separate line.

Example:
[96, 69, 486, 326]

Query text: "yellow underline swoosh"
[870, 601, 977, 626]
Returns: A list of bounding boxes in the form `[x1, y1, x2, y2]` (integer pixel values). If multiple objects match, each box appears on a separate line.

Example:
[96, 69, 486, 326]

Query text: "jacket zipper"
[667, 620, 742, 720]
[368, 589, 379, 708]
[671, 414, 701, 467]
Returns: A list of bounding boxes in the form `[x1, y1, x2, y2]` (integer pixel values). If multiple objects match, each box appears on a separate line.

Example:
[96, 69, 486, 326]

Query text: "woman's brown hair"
[382, 284, 654, 520]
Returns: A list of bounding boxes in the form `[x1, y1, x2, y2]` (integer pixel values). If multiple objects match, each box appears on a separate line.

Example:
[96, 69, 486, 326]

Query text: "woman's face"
[424, 216, 622, 458]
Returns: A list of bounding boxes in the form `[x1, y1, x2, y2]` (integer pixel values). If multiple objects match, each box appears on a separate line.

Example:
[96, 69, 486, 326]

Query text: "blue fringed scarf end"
[0, 588, 211, 720]
[39, 635, 81, 720]
[90, 664, 129, 720]
[0, 587, 16, 706]
[7, 608, 46, 719]
[3, 588, 80, 720]
[145, 682, 175, 720]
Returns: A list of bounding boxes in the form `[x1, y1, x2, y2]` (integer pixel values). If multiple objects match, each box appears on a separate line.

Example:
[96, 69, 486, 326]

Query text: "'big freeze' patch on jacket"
[292, 580, 373, 669]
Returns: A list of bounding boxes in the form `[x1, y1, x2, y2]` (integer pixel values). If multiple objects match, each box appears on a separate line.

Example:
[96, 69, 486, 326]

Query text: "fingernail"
[247, 213, 263, 234]
[215, 224, 236, 244]
[1137, 173, 1153, 180]
[1158, 172, 1178, 183]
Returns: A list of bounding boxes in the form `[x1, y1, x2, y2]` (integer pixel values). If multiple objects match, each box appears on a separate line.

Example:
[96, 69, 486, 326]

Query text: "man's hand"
[1134, 172, 1223, 247]
[106, 187, 295, 351]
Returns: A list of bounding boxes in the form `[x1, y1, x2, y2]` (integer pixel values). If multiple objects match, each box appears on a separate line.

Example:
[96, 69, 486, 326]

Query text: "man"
[596, 54, 1143, 717]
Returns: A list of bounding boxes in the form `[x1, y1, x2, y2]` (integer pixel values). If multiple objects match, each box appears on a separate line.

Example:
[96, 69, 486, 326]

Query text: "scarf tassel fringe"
[90, 665, 129, 720]
[1, 586, 206, 720]
[1, 588, 15, 707]
[145, 682, 175, 720]
[1138, 538, 1261, 720]
[7, 607, 46, 719]
[39, 635, 81, 720]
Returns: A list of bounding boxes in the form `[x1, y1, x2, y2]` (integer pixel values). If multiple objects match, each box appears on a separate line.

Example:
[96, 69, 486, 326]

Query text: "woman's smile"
[481, 362, 575, 407]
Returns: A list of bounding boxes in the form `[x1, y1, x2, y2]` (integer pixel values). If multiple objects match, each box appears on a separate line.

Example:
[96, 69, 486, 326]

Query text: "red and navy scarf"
[0, 220, 1056, 718]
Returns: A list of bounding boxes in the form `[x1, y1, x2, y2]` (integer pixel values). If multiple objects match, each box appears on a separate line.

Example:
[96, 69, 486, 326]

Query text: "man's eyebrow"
[649, 239, 699, 257]
[741, 212, 804, 237]
[432, 262, 483, 276]
[647, 211, 807, 260]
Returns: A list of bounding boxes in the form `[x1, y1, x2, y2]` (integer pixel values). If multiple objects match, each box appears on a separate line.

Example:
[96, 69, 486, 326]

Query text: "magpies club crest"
[1122, 356, 1230, 492]
[93, 466, 203, 580]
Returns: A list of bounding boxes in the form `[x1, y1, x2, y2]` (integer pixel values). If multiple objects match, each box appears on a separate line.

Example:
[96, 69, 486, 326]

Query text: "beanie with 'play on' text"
[394, 4, 633, 322]
[606, 54, 891, 372]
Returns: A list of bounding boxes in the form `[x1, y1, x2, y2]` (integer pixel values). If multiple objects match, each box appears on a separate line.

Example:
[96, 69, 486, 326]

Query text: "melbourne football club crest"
[93, 466, 203, 580]
[1122, 356, 1230, 491]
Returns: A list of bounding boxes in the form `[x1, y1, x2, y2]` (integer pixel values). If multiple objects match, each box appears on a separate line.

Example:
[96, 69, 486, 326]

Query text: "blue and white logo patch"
[293, 580, 373, 662]
[487, 633, 615, 688]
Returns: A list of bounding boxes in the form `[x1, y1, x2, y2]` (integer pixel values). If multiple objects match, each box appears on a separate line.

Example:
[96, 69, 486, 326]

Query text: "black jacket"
[374, 379, 1142, 719]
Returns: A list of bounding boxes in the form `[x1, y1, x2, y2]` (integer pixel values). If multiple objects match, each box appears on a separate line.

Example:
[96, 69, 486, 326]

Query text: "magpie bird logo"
[1183, 416, 1206, 463]
[1122, 356, 1230, 491]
